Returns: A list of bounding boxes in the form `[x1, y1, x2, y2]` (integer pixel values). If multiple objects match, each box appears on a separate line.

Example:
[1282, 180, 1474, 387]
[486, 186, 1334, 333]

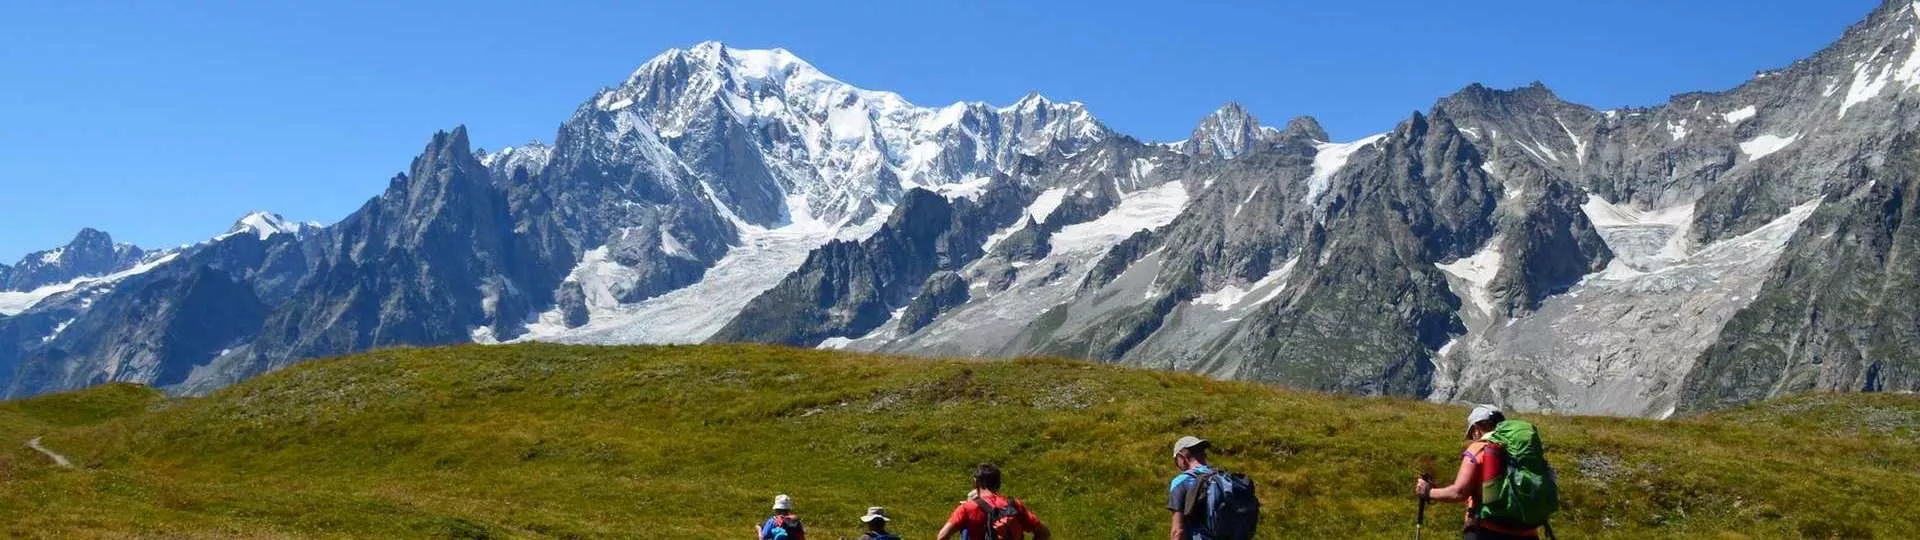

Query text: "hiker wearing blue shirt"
[1168, 436, 1216, 540]
[1167, 435, 1260, 540]
[757, 494, 806, 540]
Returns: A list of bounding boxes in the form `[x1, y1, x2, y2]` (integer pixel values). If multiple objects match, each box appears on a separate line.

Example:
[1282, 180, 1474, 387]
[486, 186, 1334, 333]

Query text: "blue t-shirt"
[1168, 465, 1215, 538]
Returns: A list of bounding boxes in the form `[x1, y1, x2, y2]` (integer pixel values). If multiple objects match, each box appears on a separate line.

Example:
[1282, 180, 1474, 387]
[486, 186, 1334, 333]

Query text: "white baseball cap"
[772, 494, 793, 511]
[1465, 404, 1504, 439]
[1172, 435, 1211, 458]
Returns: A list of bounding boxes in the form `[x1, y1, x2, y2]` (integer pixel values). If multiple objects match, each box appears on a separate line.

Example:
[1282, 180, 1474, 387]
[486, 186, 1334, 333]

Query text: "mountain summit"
[6, 5, 1920, 416]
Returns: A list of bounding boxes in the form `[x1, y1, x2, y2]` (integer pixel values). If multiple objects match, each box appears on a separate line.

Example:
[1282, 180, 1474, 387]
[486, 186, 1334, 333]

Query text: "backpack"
[970, 496, 1026, 540]
[1476, 420, 1559, 529]
[765, 514, 806, 540]
[859, 533, 901, 540]
[1180, 470, 1260, 540]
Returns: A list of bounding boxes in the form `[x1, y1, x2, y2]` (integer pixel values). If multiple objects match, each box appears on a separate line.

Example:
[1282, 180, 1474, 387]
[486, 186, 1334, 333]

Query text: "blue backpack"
[1180, 470, 1260, 540]
[764, 515, 805, 540]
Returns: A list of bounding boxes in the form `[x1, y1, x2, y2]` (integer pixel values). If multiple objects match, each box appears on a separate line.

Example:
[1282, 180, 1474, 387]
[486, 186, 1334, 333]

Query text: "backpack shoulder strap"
[971, 496, 995, 517]
[1181, 471, 1215, 515]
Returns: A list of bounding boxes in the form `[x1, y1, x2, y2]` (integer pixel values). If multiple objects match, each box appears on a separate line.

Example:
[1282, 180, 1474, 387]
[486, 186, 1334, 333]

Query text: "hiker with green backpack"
[1168, 436, 1260, 540]
[1414, 405, 1559, 540]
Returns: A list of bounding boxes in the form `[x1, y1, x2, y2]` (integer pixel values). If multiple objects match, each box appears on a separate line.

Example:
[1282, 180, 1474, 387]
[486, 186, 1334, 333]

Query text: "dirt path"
[26, 436, 73, 469]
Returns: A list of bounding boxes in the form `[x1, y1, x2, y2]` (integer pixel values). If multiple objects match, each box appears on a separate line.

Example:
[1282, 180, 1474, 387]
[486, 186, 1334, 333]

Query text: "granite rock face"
[10, 3, 1920, 416]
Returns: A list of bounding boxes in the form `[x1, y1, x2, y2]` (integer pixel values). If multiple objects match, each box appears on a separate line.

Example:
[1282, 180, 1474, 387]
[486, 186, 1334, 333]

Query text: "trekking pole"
[1415, 472, 1432, 540]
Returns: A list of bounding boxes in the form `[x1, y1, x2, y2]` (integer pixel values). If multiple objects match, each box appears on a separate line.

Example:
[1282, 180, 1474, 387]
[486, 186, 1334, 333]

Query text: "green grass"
[0, 343, 1916, 538]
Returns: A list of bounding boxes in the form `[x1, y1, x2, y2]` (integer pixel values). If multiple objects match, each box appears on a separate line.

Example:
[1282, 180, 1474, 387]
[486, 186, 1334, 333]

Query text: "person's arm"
[1417, 445, 1481, 503]
[1019, 501, 1050, 540]
[1166, 478, 1188, 540]
[936, 504, 967, 540]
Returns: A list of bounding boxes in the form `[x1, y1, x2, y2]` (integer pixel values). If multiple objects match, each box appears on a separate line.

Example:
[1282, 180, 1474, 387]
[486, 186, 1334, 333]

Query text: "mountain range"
[6, 2, 1920, 417]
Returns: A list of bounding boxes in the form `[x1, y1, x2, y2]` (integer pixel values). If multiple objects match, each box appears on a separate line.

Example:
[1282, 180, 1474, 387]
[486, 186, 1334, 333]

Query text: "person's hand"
[1414, 477, 1432, 499]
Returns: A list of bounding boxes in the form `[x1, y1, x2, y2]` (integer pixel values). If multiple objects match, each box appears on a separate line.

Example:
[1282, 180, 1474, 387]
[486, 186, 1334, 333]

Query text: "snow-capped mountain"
[601, 41, 1108, 226]
[6, 2, 1920, 416]
[510, 41, 1118, 345]
[0, 229, 146, 295]
[224, 211, 318, 241]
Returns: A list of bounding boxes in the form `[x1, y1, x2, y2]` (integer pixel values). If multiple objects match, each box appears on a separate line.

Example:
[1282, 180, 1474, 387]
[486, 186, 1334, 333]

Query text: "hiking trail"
[27, 437, 74, 469]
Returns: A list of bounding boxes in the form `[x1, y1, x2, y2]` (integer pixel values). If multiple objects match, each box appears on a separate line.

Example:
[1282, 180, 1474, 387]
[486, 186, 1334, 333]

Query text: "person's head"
[1464, 404, 1505, 440]
[859, 506, 890, 531]
[1172, 435, 1211, 471]
[771, 494, 794, 515]
[972, 463, 1003, 492]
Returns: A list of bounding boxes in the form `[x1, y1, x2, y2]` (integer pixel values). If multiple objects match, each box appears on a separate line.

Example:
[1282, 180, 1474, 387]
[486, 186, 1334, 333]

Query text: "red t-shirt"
[945, 493, 1043, 539]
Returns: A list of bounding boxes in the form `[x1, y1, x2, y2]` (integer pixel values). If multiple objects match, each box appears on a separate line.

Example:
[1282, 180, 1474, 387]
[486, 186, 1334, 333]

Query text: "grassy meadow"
[0, 343, 1916, 538]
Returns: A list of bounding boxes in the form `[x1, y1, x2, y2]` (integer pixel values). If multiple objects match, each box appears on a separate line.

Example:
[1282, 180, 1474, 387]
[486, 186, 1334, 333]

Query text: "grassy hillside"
[1, 344, 1916, 538]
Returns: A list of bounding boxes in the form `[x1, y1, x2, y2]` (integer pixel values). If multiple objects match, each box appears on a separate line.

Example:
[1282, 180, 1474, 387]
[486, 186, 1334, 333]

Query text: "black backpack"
[1181, 470, 1260, 540]
[970, 496, 1025, 540]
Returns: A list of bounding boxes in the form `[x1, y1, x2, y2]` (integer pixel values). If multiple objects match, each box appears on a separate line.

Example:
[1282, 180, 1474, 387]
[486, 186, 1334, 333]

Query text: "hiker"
[936, 463, 1051, 540]
[757, 494, 806, 540]
[1168, 436, 1260, 540]
[1414, 405, 1559, 540]
[857, 506, 900, 540]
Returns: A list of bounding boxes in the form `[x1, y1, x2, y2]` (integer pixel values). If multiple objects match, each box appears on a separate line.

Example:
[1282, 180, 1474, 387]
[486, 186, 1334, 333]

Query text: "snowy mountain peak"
[478, 142, 554, 182]
[584, 42, 1113, 225]
[1007, 91, 1053, 112]
[1185, 101, 1276, 159]
[1279, 116, 1330, 142]
[227, 211, 308, 240]
[1, 227, 148, 293]
[656, 41, 825, 85]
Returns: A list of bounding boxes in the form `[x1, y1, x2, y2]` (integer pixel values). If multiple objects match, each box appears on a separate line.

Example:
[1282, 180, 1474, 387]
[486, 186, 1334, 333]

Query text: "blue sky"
[0, 0, 1881, 260]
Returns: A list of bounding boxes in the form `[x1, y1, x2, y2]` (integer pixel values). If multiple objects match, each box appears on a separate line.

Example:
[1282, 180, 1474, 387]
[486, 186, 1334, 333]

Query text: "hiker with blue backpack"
[1414, 405, 1559, 540]
[1168, 436, 1260, 540]
[756, 494, 806, 540]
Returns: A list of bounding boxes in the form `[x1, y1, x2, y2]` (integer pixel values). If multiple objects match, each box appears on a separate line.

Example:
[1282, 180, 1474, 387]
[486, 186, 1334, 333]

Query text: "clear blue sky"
[0, 0, 1881, 260]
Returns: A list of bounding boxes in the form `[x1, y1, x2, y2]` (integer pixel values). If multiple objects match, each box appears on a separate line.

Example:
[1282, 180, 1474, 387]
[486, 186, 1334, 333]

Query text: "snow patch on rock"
[1051, 181, 1188, 253]
[1191, 257, 1299, 311]
[1028, 188, 1069, 224]
[1722, 106, 1757, 125]
[1436, 238, 1504, 317]
[1739, 133, 1801, 161]
[1305, 134, 1387, 203]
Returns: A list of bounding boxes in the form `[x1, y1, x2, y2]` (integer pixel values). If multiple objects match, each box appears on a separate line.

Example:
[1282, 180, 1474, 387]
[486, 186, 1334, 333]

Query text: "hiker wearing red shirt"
[935, 464, 1052, 540]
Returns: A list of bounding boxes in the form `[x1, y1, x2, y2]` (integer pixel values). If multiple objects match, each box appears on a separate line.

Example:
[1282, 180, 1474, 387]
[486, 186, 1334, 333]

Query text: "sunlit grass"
[0, 343, 1915, 538]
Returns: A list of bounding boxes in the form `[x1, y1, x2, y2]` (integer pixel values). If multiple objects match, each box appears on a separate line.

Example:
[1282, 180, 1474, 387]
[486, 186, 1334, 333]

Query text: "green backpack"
[1475, 420, 1559, 529]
